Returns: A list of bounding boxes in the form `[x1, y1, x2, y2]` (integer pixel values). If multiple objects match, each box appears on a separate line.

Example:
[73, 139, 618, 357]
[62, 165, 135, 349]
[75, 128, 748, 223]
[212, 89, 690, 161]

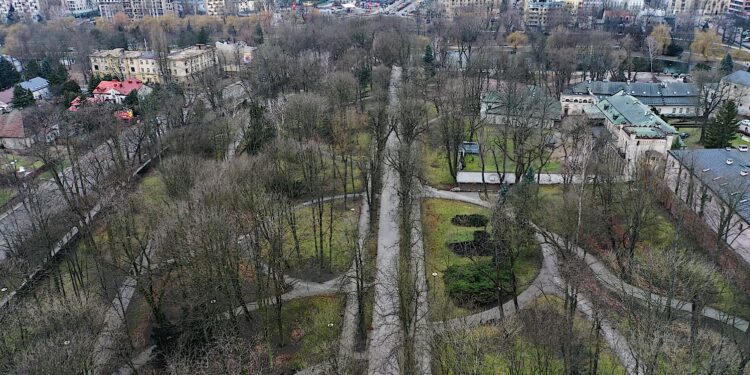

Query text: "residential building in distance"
[0, 0, 41, 21]
[590, 94, 678, 176]
[92, 79, 152, 104]
[481, 85, 562, 128]
[438, 0, 502, 17]
[0, 111, 33, 150]
[561, 81, 698, 117]
[0, 77, 52, 102]
[90, 45, 217, 84]
[205, 0, 227, 15]
[666, 0, 729, 15]
[64, 0, 97, 15]
[665, 149, 750, 263]
[97, 0, 177, 19]
[729, 0, 750, 15]
[721, 70, 750, 116]
[524, 1, 565, 29]
[215, 41, 256, 73]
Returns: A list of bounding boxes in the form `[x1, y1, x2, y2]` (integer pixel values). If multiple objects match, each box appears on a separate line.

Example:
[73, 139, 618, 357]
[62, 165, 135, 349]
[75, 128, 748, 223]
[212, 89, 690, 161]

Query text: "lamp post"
[431, 272, 438, 300]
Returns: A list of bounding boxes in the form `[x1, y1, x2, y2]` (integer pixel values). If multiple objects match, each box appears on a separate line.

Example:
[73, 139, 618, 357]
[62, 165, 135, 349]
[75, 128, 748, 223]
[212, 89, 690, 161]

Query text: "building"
[438, 0, 502, 17]
[167, 45, 217, 82]
[0, 111, 33, 150]
[97, 0, 176, 19]
[215, 41, 256, 72]
[0, 77, 52, 104]
[481, 85, 562, 128]
[90, 45, 217, 84]
[65, 0, 97, 14]
[729, 0, 750, 15]
[92, 79, 152, 104]
[524, 1, 565, 29]
[591, 95, 678, 176]
[666, 0, 729, 15]
[665, 149, 750, 263]
[721, 70, 750, 117]
[561, 81, 698, 117]
[0, 0, 41, 21]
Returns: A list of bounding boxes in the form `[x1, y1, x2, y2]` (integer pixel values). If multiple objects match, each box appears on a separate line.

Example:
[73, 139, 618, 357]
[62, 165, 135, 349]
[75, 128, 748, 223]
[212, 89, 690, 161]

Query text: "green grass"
[285, 199, 360, 278]
[423, 199, 540, 321]
[283, 295, 344, 371]
[432, 296, 627, 374]
[140, 173, 168, 208]
[675, 127, 702, 149]
[0, 187, 15, 206]
[731, 134, 750, 148]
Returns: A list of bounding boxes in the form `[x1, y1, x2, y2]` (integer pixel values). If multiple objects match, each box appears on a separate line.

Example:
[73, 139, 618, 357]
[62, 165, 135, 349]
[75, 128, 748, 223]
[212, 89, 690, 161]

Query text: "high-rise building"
[438, 0, 502, 17]
[524, 0, 565, 28]
[0, 0, 42, 21]
[97, 0, 176, 19]
[666, 0, 729, 15]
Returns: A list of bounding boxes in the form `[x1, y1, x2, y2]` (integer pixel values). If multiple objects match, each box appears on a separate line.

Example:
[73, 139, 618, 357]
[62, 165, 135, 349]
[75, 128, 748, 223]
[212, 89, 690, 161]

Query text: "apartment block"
[90, 45, 217, 84]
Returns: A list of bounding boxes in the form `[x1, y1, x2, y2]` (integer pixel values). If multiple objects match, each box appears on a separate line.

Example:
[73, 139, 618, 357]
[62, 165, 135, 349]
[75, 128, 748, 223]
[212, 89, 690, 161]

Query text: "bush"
[160, 155, 200, 199]
[448, 230, 493, 256]
[664, 43, 684, 57]
[451, 214, 489, 227]
[444, 260, 510, 307]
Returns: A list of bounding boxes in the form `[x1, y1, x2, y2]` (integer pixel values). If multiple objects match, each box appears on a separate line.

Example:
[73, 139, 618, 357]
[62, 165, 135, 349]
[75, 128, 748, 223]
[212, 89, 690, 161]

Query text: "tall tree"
[720, 53, 734, 74]
[423, 44, 436, 77]
[11, 85, 34, 108]
[704, 100, 739, 148]
[23, 59, 40, 79]
[0, 58, 20, 90]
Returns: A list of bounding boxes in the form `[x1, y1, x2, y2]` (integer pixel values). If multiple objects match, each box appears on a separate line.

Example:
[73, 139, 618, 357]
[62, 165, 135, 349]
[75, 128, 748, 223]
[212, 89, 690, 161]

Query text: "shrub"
[451, 214, 489, 227]
[664, 43, 684, 57]
[448, 230, 493, 256]
[444, 260, 510, 307]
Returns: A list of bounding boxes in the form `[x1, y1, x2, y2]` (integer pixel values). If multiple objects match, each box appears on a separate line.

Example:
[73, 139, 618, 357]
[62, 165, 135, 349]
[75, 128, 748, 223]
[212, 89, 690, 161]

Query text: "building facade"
[524, 1, 565, 29]
[0, 0, 42, 21]
[90, 45, 217, 84]
[665, 149, 750, 264]
[438, 0, 502, 17]
[721, 70, 750, 117]
[666, 0, 729, 15]
[591, 95, 678, 176]
[561, 81, 698, 117]
[481, 85, 563, 128]
[98, 0, 176, 19]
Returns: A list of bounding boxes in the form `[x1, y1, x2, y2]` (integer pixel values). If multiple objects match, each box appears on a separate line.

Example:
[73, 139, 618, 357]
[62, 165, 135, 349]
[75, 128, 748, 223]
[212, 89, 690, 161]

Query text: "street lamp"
[431, 272, 438, 299]
[327, 322, 334, 328]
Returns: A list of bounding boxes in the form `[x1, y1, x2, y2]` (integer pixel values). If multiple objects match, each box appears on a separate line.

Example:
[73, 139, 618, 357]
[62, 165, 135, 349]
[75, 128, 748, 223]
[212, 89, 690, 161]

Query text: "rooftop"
[20, 77, 49, 92]
[670, 148, 750, 223]
[483, 85, 562, 121]
[94, 79, 144, 96]
[595, 95, 677, 139]
[565, 81, 697, 106]
[168, 45, 214, 60]
[0, 111, 26, 139]
[723, 70, 750, 87]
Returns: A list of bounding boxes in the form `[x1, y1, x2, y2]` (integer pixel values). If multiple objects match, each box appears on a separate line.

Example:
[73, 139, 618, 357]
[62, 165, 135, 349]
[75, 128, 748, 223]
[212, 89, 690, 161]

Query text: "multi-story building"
[90, 45, 217, 84]
[167, 45, 217, 82]
[438, 0, 502, 17]
[590, 94, 678, 176]
[65, 0, 97, 14]
[0, 0, 42, 21]
[729, 0, 750, 15]
[524, 1, 565, 29]
[666, 0, 729, 15]
[97, 0, 176, 19]
[561, 81, 699, 117]
[721, 70, 750, 116]
[205, 0, 227, 15]
[665, 149, 750, 263]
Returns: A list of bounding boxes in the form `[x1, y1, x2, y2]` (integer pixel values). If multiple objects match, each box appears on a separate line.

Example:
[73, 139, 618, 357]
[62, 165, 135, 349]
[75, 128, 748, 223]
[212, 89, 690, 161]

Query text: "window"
[130, 67, 135, 72]
[672, 108, 676, 113]
[94, 64, 99, 70]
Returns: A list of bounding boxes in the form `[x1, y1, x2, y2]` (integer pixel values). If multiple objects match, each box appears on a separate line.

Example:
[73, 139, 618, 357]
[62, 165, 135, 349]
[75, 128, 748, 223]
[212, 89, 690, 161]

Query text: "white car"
[739, 145, 749, 152]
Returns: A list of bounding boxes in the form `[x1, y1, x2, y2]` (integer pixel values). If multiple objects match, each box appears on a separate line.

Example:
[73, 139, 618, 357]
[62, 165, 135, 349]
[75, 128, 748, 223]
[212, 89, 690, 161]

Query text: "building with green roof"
[592, 94, 678, 176]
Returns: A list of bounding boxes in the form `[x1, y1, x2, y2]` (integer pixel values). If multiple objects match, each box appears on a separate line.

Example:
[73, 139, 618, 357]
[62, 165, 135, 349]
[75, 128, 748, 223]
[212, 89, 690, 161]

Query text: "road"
[367, 66, 403, 375]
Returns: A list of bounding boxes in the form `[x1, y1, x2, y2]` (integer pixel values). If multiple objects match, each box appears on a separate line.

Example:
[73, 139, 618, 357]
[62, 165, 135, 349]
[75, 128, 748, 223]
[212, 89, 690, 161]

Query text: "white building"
[98, 0, 176, 19]
[562, 81, 698, 118]
[721, 70, 750, 117]
[591, 94, 678, 176]
[665, 149, 750, 264]
[0, 0, 41, 20]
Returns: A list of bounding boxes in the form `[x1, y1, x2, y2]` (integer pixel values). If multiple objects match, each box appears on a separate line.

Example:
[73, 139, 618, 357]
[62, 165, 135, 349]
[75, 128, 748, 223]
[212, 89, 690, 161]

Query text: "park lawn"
[422, 199, 540, 321]
[282, 295, 344, 371]
[731, 134, 750, 148]
[0, 187, 15, 206]
[422, 145, 457, 188]
[285, 198, 360, 281]
[433, 296, 627, 375]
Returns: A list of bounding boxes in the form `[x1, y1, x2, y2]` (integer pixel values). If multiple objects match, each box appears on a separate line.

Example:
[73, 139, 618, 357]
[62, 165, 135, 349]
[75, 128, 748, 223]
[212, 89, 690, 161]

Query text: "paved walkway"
[367, 66, 403, 375]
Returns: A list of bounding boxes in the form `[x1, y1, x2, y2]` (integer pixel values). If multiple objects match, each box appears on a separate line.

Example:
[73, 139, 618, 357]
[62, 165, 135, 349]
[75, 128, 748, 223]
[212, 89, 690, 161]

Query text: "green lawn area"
[285, 198, 360, 280]
[423, 199, 540, 321]
[731, 133, 750, 148]
[432, 296, 627, 374]
[282, 295, 344, 371]
[0, 154, 44, 172]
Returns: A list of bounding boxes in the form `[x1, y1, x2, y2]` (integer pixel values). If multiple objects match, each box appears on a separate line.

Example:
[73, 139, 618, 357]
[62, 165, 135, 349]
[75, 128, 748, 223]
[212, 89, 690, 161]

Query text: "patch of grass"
[0, 187, 15, 206]
[139, 172, 168, 208]
[423, 199, 540, 321]
[422, 145, 457, 189]
[285, 199, 360, 280]
[284, 295, 343, 371]
[731, 134, 750, 148]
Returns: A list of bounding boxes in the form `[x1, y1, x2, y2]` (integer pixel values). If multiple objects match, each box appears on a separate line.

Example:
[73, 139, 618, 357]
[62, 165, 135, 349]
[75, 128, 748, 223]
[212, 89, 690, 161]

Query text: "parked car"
[739, 145, 748, 152]
[680, 132, 690, 139]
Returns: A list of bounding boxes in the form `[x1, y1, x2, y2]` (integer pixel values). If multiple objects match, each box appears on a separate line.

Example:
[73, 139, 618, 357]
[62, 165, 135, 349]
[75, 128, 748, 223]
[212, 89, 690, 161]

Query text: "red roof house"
[0, 111, 32, 149]
[93, 79, 151, 104]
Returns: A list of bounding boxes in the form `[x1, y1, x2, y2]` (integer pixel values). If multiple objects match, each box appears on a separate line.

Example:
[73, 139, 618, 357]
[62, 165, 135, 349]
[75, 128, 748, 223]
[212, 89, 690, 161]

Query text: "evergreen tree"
[40, 59, 53, 79]
[704, 100, 739, 148]
[721, 53, 734, 75]
[49, 65, 69, 87]
[11, 85, 35, 108]
[197, 27, 210, 45]
[254, 24, 264, 45]
[423, 44, 436, 77]
[123, 90, 139, 108]
[0, 58, 20, 90]
[24, 60, 41, 79]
